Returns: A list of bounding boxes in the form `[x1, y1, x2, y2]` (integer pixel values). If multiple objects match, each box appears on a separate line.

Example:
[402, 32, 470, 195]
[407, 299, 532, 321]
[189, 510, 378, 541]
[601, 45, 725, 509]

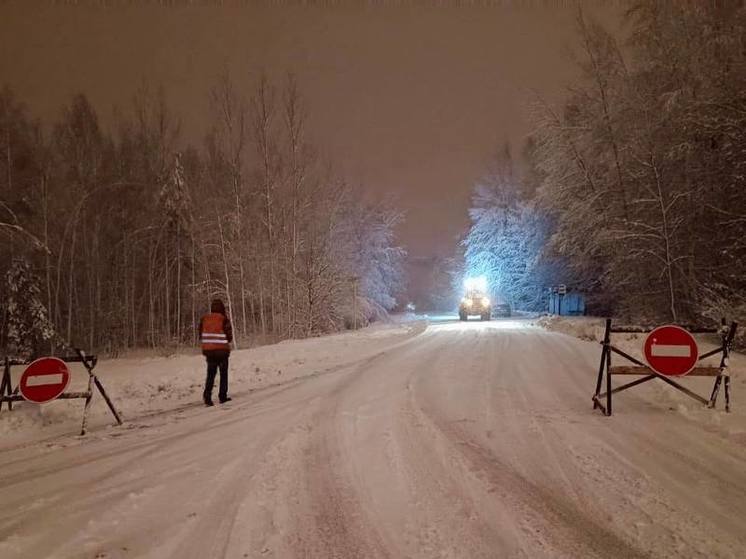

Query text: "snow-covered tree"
[3, 259, 58, 359]
[530, 3, 746, 324]
[463, 146, 550, 311]
[0, 75, 408, 353]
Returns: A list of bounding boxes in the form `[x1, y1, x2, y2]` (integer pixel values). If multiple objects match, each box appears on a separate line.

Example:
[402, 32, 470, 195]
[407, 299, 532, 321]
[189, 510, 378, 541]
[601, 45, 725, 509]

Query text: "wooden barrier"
[592, 319, 738, 416]
[0, 349, 122, 435]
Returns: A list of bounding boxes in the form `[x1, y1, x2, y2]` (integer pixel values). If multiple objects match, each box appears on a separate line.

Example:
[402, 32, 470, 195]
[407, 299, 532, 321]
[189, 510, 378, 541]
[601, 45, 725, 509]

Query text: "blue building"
[548, 287, 585, 316]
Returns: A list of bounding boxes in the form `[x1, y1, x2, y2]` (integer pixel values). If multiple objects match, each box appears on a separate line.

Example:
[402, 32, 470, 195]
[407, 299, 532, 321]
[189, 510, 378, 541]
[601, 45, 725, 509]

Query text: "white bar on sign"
[651, 344, 691, 358]
[26, 373, 64, 387]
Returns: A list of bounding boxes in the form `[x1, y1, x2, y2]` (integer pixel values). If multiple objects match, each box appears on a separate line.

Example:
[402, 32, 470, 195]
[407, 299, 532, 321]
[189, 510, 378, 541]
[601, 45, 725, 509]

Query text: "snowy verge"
[535, 315, 746, 440]
[0, 321, 425, 449]
[534, 315, 609, 342]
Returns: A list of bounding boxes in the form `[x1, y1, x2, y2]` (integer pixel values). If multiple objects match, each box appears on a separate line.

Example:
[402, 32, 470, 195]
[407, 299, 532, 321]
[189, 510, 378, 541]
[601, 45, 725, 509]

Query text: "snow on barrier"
[592, 319, 738, 416]
[0, 348, 123, 435]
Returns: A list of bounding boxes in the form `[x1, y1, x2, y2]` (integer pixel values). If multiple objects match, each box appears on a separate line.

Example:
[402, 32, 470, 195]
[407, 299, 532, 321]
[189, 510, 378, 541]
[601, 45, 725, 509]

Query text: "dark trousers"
[204, 354, 229, 402]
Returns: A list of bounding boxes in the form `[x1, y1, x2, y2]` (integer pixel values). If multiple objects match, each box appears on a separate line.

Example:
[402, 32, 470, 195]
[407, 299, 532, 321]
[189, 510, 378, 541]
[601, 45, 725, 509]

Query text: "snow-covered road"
[2, 318, 746, 558]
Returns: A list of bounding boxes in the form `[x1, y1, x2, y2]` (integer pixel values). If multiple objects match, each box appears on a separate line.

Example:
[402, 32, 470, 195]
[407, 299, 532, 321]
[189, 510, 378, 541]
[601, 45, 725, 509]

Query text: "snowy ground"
[0, 322, 425, 449]
[1, 316, 746, 558]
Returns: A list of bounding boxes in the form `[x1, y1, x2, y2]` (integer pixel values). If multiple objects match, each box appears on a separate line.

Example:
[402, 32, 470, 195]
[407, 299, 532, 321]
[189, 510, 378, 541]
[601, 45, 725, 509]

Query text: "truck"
[459, 277, 491, 321]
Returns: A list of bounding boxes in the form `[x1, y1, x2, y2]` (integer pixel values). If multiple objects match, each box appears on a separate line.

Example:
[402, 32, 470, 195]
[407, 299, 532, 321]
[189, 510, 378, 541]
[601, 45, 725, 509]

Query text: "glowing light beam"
[463, 276, 487, 292]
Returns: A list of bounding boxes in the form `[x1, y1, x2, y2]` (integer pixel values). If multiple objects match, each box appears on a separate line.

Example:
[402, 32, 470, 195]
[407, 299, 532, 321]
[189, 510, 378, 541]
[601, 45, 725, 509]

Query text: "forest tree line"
[0, 74, 405, 358]
[463, 2, 746, 327]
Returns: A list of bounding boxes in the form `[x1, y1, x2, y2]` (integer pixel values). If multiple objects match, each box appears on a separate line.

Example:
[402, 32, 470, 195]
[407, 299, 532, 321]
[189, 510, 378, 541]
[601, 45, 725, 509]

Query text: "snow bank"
[535, 315, 607, 341]
[0, 322, 424, 449]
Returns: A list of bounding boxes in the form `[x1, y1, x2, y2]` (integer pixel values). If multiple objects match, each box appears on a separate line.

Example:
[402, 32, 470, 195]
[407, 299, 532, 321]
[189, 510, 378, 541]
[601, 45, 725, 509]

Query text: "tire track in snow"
[297, 350, 407, 558]
[408, 326, 651, 559]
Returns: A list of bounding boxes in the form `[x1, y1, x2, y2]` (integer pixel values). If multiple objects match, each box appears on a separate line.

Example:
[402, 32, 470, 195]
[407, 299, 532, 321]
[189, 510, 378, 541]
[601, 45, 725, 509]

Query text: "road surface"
[1, 317, 745, 558]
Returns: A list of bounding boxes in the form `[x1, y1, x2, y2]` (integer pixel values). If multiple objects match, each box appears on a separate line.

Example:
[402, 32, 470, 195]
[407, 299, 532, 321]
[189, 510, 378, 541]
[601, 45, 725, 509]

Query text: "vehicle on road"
[492, 302, 511, 317]
[459, 277, 491, 321]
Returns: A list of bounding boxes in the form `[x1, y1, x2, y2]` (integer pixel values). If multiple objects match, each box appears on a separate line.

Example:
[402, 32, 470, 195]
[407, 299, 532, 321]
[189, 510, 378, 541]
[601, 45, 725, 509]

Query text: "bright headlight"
[462, 298, 472, 307]
[464, 276, 487, 291]
[482, 297, 490, 306]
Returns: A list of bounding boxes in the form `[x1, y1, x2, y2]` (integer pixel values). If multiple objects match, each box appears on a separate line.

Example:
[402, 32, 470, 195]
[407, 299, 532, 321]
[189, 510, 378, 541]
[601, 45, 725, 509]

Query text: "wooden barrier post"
[0, 357, 12, 412]
[0, 357, 24, 412]
[593, 319, 611, 413]
[707, 321, 738, 412]
[76, 348, 122, 435]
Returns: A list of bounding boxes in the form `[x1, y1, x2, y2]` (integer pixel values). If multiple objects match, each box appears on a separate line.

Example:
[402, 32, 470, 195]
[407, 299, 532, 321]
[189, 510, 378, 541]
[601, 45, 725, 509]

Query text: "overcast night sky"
[0, 1, 623, 260]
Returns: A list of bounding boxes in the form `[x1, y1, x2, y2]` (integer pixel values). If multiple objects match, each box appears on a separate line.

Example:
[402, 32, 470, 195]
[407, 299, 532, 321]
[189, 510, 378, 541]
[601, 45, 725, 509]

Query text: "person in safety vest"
[198, 298, 233, 406]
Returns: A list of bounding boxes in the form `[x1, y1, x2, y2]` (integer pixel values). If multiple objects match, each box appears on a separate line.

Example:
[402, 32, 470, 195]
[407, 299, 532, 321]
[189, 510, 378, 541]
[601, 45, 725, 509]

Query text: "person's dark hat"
[211, 298, 226, 314]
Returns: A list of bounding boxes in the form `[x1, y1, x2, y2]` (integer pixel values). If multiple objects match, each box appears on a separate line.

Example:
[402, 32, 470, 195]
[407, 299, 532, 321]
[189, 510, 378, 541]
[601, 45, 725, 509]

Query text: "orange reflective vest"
[201, 313, 230, 352]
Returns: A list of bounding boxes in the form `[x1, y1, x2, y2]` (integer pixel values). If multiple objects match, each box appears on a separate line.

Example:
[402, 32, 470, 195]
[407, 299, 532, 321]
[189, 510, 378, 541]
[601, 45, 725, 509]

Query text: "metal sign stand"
[0, 349, 123, 435]
[592, 319, 738, 416]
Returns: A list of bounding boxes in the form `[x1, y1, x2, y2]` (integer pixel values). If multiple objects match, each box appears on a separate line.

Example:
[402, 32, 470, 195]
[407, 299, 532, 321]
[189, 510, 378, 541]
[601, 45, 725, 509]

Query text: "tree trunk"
[217, 215, 238, 349]
[651, 154, 678, 322]
[176, 220, 181, 347]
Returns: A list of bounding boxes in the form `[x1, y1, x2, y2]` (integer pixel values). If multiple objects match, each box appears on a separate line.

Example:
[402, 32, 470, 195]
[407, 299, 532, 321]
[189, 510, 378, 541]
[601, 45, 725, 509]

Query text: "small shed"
[548, 286, 585, 316]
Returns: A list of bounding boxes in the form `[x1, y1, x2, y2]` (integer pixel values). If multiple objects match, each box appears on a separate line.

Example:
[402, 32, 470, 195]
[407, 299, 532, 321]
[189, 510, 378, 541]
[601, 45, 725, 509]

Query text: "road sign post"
[592, 319, 738, 416]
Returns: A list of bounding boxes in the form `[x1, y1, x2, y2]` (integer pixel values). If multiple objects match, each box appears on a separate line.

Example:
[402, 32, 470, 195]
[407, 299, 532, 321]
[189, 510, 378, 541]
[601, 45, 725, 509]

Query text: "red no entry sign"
[644, 325, 699, 376]
[20, 357, 71, 403]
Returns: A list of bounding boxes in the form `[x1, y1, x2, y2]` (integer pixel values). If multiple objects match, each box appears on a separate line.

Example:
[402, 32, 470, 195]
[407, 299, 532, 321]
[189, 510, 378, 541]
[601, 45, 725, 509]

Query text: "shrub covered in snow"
[2, 259, 59, 360]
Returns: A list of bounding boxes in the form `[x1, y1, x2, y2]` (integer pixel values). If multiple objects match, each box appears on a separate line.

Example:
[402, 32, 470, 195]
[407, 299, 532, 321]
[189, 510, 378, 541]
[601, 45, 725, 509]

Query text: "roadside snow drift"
[0, 323, 423, 449]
